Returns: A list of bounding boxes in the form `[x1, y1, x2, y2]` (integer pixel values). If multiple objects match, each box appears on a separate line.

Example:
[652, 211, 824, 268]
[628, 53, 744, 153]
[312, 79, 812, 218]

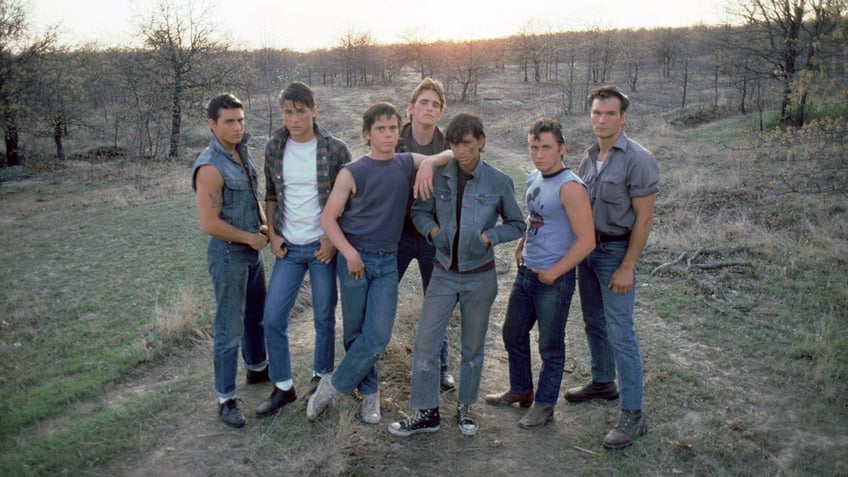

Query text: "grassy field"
[1, 72, 846, 476]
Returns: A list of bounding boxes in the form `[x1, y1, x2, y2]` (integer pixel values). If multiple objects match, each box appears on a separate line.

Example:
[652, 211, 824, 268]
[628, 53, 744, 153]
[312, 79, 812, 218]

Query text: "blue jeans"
[207, 241, 268, 399]
[502, 266, 576, 407]
[397, 230, 449, 370]
[577, 240, 643, 411]
[410, 266, 498, 409]
[264, 240, 337, 384]
[332, 251, 398, 395]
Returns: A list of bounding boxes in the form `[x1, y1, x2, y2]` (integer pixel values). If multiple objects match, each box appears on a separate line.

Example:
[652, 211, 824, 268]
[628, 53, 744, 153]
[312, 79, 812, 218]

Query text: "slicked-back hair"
[408, 77, 447, 112]
[587, 85, 630, 113]
[279, 81, 315, 109]
[206, 93, 243, 121]
[527, 117, 565, 146]
[445, 113, 485, 151]
[361, 102, 402, 146]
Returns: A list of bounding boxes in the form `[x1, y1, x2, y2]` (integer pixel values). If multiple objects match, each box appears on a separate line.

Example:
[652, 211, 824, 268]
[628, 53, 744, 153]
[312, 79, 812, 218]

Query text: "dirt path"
[98, 246, 706, 477]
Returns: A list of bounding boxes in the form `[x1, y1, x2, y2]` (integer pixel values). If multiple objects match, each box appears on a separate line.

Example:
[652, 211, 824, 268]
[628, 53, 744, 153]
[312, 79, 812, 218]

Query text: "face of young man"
[528, 132, 565, 176]
[364, 115, 401, 159]
[407, 89, 443, 128]
[208, 108, 245, 151]
[450, 133, 484, 173]
[590, 97, 626, 142]
[282, 100, 317, 143]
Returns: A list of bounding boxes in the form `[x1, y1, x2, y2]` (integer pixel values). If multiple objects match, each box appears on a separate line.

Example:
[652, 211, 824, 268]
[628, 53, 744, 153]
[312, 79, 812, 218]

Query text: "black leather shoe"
[219, 398, 246, 428]
[246, 367, 270, 385]
[255, 386, 297, 418]
[564, 381, 619, 403]
[440, 371, 456, 392]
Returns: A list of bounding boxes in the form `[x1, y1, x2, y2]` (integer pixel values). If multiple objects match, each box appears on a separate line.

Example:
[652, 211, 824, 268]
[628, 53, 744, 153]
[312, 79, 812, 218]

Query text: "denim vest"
[192, 133, 262, 243]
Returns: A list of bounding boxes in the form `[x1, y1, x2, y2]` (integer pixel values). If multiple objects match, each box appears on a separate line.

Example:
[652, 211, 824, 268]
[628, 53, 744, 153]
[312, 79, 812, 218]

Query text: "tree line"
[0, 0, 845, 167]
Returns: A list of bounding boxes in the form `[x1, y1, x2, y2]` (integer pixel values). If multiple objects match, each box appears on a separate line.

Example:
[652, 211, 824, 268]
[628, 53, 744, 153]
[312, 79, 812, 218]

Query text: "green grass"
[0, 163, 211, 473]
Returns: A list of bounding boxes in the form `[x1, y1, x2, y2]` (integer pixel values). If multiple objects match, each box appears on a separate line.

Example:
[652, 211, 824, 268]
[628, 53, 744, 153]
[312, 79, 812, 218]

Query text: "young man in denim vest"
[192, 93, 270, 428]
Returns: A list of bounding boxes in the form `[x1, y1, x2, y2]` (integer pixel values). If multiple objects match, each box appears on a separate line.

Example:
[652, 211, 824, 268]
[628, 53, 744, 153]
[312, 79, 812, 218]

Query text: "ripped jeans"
[409, 266, 498, 409]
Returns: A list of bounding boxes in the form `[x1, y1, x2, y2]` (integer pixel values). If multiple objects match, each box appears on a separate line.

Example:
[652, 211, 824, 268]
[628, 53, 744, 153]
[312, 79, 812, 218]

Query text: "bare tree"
[0, 0, 55, 166]
[336, 29, 374, 87]
[26, 47, 85, 161]
[730, 0, 844, 127]
[137, 0, 232, 157]
[400, 31, 440, 79]
[445, 39, 490, 103]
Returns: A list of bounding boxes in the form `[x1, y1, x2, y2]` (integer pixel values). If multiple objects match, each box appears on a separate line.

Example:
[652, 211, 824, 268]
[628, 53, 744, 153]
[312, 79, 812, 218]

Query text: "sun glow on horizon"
[30, 0, 733, 52]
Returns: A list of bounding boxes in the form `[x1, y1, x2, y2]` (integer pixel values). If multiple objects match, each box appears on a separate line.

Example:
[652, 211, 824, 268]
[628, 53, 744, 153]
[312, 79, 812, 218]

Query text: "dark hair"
[279, 81, 315, 108]
[527, 117, 565, 146]
[587, 85, 630, 113]
[206, 93, 243, 121]
[361, 102, 402, 146]
[408, 77, 446, 112]
[445, 113, 485, 150]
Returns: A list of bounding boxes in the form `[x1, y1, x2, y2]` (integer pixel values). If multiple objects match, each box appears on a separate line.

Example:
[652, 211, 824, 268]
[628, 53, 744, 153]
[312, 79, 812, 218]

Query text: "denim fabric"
[331, 252, 399, 395]
[264, 240, 337, 383]
[207, 241, 267, 399]
[409, 266, 498, 409]
[502, 266, 576, 407]
[577, 240, 643, 410]
[411, 159, 525, 272]
[192, 133, 263, 234]
[396, 230, 450, 368]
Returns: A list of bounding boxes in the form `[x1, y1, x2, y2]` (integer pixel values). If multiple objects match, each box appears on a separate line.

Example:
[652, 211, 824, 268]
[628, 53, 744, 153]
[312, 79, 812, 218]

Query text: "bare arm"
[412, 149, 454, 200]
[534, 182, 595, 285]
[609, 193, 655, 294]
[320, 168, 363, 278]
[195, 165, 268, 252]
[515, 233, 526, 266]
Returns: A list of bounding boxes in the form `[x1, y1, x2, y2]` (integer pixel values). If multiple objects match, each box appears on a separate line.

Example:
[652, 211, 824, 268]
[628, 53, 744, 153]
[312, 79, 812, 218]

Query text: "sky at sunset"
[29, 0, 736, 52]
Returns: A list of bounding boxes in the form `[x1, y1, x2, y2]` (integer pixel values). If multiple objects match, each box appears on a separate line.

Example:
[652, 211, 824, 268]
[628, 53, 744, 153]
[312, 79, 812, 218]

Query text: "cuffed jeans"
[577, 240, 643, 411]
[208, 241, 268, 400]
[264, 240, 337, 384]
[410, 266, 498, 409]
[503, 266, 576, 407]
[332, 251, 398, 396]
[396, 230, 449, 370]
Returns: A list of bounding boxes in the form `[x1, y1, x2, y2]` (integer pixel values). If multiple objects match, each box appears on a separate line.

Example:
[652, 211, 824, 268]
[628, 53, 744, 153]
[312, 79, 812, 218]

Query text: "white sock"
[218, 396, 235, 404]
[275, 380, 293, 391]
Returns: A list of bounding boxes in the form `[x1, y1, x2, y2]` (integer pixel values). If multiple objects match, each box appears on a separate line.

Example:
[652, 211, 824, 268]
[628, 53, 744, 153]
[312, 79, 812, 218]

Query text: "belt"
[596, 232, 630, 243]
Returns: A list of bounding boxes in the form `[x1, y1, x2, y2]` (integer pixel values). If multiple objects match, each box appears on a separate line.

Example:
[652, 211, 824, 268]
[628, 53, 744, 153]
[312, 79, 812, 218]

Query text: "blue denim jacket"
[192, 133, 262, 244]
[412, 159, 525, 272]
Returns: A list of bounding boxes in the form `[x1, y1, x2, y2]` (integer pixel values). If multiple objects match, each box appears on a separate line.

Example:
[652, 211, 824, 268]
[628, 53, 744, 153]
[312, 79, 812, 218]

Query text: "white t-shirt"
[280, 137, 323, 245]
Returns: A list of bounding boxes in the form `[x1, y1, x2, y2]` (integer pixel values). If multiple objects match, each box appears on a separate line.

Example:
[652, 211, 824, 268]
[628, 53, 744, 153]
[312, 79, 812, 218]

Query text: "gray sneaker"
[306, 373, 337, 421]
[603, 409, 648, 449]
[361, 389, 381, 424]
[457, 403, 477, 436]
